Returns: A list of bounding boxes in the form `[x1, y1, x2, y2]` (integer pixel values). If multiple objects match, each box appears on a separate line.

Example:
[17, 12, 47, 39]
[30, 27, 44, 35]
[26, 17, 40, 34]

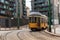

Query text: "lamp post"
[17, 0, 20, 29]
[57, 2, 60, 24]
[48, 0, 52, 32]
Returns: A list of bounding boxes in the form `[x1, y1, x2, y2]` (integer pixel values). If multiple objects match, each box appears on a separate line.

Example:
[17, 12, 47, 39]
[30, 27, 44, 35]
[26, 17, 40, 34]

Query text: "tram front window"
[29, 17, 36, 23]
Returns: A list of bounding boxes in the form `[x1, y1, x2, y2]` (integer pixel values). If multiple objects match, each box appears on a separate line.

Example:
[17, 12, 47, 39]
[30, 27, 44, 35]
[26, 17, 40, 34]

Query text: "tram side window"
[41, 18, 44, 23]
[35, 17, 36, 22]
[32, 17, 36, 23]
[29, 17, 31, 22]
[37, 17, 40, 23]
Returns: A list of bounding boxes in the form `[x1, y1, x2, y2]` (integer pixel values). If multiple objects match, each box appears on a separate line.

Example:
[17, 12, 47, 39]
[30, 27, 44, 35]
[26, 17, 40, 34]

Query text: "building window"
[0, 5, 1, 7]
[10, 0, 12, 1]
[0, 0, 4, 3]
[42, 4, 45, 6]
[34, 3, 37, 5]
[34, 0, 37, 1]
[9, 8, 14, 10]
[6, 6, 8, 9]
[5, 1, 9, 4]
[14, 4, 16, 6]
[1, 10, 5, 14]
[4, 5, 6, 9]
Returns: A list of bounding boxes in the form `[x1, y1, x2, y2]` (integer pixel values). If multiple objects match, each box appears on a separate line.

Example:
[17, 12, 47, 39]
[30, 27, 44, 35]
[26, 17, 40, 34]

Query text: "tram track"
[30, 31, 47, 40]
[39, 31, 58, 40]
[4, 30, 20, 40]
[0, 31, 12, 40]
[16, 26, 60, 40]
[40, 31, 60, 40]
[30, 31, 60, 40]
[17, 31, 39, 40]
[1, 27, 60, 40]
[17, 31, 23, 40]
[4, 31, 15, 40]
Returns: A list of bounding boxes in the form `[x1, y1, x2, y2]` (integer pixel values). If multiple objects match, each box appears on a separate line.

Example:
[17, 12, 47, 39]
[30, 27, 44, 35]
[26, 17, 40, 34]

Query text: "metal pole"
[17, 0, 20, 29]
[52, 0, 56, 34]
[58, 3, 60, 24]
[17, 17, 20, 29]
[48, 0, 51, 32]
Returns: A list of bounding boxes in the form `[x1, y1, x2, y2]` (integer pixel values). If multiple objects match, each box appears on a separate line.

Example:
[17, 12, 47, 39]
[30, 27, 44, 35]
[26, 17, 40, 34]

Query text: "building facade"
[0, 0, 16, 27]
[31, 0, 48, 15]
[53, 0, 60, 24]
[31, 0, 60, 24]
[31, 0, 50, 16]
[0, 0, 16, 17]
[0, 0, 26, 27]
[15, 0, 26, 18]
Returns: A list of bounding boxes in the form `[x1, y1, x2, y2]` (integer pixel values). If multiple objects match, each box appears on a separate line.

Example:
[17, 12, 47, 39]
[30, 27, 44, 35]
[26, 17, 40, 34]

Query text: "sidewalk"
[0, 25, 28, 35]
[45, 25, 60, 37]
[51, 25, 60, 34]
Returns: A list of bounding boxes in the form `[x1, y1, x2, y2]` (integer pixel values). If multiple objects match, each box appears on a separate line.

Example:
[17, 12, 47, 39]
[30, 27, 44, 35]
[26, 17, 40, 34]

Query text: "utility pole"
[17, 0, 20, 29]
[58, 1, 60, 24]
[48, 0, 52, 32]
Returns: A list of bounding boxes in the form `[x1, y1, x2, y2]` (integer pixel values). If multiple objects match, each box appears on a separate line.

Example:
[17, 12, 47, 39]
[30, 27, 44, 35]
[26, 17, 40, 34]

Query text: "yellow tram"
[28, 12, 48, 31]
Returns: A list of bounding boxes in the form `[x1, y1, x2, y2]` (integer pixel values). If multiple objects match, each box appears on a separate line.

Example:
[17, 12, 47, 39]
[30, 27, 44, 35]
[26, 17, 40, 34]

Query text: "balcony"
[0, 5, 7, 9]
[39, 9, 49, 12]
[0, 10, 6, 17]
[0, 0, 5, 4]
[14, 4, 16, 6]
[5, 1, 9, 5]
[34, 1, 45, 3]
[35, 4, 49, 8]
[9, 0, 15, 3]
[0, 6, 2, 8]
[0, 13, 13, 17]
[9, 4, 15, 7]
[9, 8, 14, 11]
[0, 10, 5, 14]
[39, 8, 49, 11]
[23, 1, 25, 4]
[3, 5, 7, 9]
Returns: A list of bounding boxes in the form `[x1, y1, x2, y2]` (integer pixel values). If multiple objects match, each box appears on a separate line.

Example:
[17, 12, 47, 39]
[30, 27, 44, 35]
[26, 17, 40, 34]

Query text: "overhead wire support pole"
[17, 0, 20, 29]
[48, 0, 52, 32]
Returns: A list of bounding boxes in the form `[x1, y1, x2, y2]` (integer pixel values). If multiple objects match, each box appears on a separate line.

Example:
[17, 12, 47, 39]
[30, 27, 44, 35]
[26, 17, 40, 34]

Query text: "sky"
[26, 0, 31, 10]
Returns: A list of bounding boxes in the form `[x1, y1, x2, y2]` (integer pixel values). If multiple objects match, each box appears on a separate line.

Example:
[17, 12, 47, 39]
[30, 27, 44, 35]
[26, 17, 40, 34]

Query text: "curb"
[44, 30, 60, 37]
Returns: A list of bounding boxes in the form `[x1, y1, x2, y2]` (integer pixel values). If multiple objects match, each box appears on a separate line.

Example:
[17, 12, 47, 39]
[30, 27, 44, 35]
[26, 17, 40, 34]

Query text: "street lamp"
[57, 2, 60, 24]
[17, 0, 20, 29]
[48, 0, 52, 32]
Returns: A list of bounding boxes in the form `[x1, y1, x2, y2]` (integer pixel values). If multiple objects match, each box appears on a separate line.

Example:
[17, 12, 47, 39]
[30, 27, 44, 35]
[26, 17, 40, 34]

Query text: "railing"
[35, 4, 49, 7]
[34, 1, 45, 3]
[0, 18, 28, 31]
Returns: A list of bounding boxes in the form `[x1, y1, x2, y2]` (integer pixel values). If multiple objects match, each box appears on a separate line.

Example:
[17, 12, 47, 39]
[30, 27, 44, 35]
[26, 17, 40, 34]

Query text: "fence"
[0, 18, 28, 31]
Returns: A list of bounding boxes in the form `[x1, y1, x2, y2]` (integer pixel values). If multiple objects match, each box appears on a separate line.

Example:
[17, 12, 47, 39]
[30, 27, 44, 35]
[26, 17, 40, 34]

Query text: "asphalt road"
[0, 26, 60, 40]
[5, 29, 60, 40]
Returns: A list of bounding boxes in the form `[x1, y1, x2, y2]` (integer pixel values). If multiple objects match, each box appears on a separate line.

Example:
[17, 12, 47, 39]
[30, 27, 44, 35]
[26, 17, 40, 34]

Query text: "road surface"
[3, 27, 60, 40]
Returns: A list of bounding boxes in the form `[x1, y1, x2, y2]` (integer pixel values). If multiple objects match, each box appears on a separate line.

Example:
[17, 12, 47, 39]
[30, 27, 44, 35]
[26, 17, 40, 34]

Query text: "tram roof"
[29, 12, 42, 16]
